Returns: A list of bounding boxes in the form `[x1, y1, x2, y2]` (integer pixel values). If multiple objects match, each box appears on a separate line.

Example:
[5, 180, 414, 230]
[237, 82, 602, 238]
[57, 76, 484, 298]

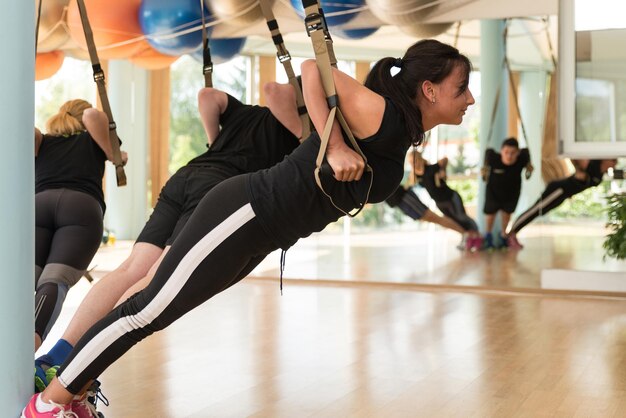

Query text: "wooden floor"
[44, 223, 626, 417]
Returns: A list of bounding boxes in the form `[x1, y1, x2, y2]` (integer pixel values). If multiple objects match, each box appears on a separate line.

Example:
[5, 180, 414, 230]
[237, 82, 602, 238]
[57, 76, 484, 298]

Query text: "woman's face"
[432, 65, 475, 126]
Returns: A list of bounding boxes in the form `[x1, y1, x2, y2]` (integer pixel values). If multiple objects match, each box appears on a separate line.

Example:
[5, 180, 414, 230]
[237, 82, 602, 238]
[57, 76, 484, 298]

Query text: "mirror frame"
[558, 0, 626, 157]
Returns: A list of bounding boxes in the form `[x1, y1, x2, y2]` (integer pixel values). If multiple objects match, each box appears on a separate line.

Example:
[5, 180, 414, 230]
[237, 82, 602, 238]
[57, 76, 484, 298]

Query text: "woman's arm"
[571, 159, 589, 181]
[436, 157, 448, 184]
[82, 108, 115, 161]
[264, 82, 303, 140]
[35, 128, 43, 157]
[198, 87, 229, 147]
[300, 59, 385, 182]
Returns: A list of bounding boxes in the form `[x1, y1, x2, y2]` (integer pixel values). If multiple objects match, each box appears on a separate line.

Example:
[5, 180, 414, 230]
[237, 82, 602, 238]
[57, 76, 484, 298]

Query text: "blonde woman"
[34, 99, 125, 355]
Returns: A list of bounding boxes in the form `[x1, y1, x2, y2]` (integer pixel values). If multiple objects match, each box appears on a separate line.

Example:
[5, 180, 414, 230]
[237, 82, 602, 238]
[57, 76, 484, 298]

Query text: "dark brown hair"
[364, 39, 471, 146]
[502, 137, 519, 148]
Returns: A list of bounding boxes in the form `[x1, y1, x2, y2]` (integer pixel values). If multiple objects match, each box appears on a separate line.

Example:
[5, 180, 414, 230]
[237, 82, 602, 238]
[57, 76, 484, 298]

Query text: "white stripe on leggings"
[34, 294, 46, 319]
[58, 203, 255, 387]
[511, 188, 564, 232]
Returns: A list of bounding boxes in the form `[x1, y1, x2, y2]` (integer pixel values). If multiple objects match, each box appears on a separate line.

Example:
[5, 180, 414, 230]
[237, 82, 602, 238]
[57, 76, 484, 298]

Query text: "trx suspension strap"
[258, 0, 310, 140]
[302, 0, 372, 217]
[35, 0, 44, 51]
[76, 0, 127, 186]
[200, 0, 213, 88]
[317, 4, 338, 68]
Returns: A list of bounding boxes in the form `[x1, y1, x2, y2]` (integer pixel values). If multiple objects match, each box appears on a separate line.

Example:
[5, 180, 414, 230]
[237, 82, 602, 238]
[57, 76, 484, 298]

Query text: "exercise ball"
[206, 0, 272, 27]
[36, 0, 70, 53]
[333, 27, 379, 40]
[399, 22, 453, 38]
[140, 0, 213, 56]
[365, 0, 444, 26]
[290, 0, 364, 27]
[35, 50, 65, 81]
[67, 0, 144, 60]
[191, 37, 246, 65]
[63, 47, 91, 61]
[130, 41, 180, 70]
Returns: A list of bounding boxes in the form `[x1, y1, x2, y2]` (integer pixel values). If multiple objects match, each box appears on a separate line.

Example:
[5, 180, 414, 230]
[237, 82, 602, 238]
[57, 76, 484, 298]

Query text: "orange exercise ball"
[129, 41, 180, 70]
[35, 50, 65, 81]
[66, 0, 144, 60]
[36, 0, 71, 53]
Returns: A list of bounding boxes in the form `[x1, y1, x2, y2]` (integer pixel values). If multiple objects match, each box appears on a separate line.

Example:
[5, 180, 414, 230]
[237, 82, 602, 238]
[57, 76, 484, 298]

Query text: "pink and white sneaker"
[507, 235, 524, 250]
[466, 236, 483, 252]
[71, 395, 99, 418]
[21, 394, 77, 418]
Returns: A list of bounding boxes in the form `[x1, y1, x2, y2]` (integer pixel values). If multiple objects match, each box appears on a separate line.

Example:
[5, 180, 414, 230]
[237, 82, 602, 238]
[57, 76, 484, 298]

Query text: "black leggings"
[397, 188, 429, 220]
[35, 189, 103, 339]
[57, 175, 278, 393]
[510, 176, 586, 234]
[435, 191, 478, 232]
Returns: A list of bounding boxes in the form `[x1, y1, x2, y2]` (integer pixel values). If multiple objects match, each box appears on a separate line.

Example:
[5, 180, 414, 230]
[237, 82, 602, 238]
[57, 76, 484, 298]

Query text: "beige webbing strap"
[303, 0, 372, 217]
[505, 57, 530, 151]
[258, 0, 310, 140]
[315, 4, 338, 68]
[200, 0, 213, 88]
[35, 0, 43, 52]
[75, 0, 126, 186]
[320, 10, 338, 68]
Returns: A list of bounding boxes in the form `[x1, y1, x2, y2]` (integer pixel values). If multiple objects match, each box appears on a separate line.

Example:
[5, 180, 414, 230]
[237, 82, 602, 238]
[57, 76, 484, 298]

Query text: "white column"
[0, 0, 36, 412]
[516, 71, 548, 214]
[477, 19, 508, 233]
[104, 60, 150, 239]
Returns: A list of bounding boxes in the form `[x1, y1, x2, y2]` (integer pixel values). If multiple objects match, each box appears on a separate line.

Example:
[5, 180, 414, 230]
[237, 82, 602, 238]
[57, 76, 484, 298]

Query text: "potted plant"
[603, 193, 626, 260]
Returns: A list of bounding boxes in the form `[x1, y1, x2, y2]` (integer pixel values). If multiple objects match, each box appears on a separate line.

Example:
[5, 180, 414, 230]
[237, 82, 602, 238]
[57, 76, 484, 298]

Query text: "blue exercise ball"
[333, 27, 379, 40]
[289, 0, 364, 27]
[191, 37, 246, 65]
[140, 0, 213, 56]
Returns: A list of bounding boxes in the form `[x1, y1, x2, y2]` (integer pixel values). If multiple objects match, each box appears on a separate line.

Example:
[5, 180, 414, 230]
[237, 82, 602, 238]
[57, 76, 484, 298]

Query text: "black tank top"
[585, 159, 604, 187]
[419, 163, 453, 202]
[36, 131, 107, 212]
[565, 159, 606, 194]
[187, 95, 300, 175]
[247, 98, 411, 249]
[485, 148, 530, 199]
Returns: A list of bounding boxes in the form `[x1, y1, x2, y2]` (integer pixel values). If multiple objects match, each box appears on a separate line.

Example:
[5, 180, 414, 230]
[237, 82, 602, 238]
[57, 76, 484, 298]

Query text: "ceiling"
[209, 0, 559, 71]
[37, 0, 561, 71]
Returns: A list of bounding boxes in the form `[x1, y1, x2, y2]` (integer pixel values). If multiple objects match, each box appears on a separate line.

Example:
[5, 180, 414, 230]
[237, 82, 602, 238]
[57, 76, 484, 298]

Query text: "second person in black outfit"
[482, 137, 533, 249]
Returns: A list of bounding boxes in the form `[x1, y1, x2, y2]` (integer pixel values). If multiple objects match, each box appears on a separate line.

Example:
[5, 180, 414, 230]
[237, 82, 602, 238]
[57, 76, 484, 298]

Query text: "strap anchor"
[277, 46, 291, 63]
[304, 13, 326, 36]
[93, 69, 105, 83]
[202, 63, 213, 75]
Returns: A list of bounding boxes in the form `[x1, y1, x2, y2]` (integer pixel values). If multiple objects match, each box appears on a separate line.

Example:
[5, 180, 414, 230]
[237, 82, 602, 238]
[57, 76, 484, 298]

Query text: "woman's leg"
[38, 171, 189, 376]
[421, 210, 466, 234]
[35, 190, 103, 345]
[35, 191, 56, 349]
[59, 242, 163, 347]
[438, 191, 478, 232]
[40, 175, 276, 404]
[509, 178, 571, 235]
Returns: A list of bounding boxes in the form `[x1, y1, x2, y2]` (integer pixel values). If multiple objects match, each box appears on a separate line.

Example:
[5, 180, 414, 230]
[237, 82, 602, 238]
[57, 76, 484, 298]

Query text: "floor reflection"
[249, 223, 626, 291]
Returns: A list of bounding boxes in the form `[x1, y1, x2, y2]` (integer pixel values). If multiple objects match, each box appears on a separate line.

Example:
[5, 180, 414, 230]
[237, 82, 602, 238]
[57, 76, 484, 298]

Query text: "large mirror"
[559, 0, 626, 157]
